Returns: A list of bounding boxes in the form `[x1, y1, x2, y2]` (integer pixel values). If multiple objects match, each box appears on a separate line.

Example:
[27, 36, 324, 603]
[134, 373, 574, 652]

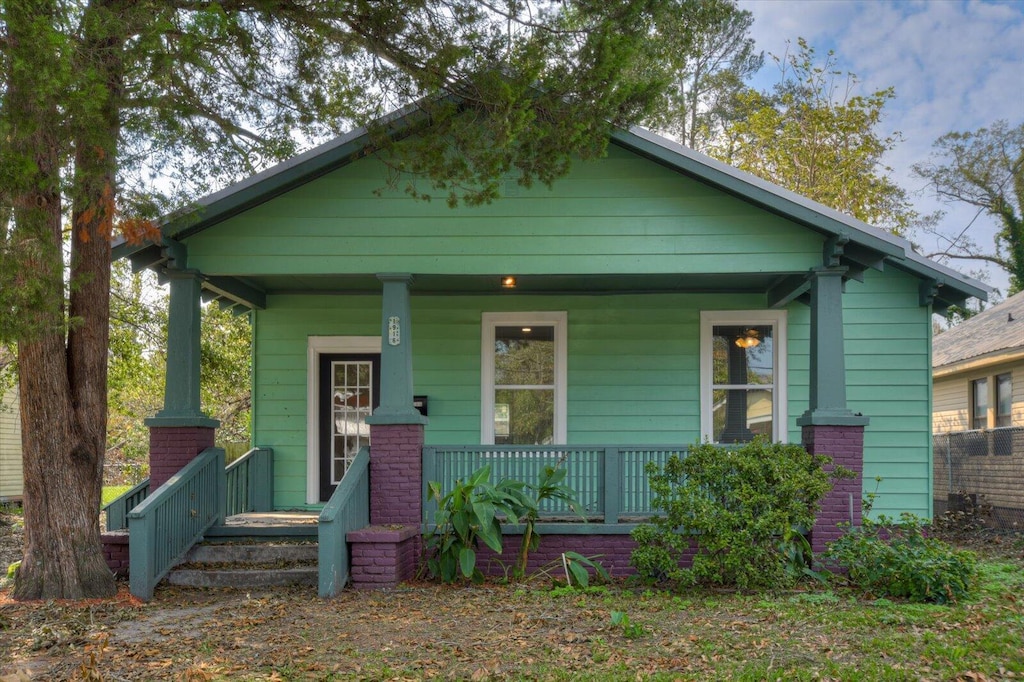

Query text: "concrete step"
[166, 566, 318, 588]
[182, 542, 318, 565]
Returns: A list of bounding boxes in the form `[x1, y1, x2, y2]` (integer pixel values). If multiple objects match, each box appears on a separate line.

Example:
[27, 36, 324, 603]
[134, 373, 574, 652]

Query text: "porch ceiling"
[226, 272, 803, 300]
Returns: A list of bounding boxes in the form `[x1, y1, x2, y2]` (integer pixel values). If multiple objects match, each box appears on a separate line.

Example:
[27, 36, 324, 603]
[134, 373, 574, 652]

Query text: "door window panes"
[332, 360, 373, 484]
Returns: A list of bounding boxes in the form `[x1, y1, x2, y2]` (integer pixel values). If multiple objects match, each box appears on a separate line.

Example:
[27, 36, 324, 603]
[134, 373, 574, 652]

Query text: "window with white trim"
[700, 311, 787, 443]
[481, 312, 567, 444]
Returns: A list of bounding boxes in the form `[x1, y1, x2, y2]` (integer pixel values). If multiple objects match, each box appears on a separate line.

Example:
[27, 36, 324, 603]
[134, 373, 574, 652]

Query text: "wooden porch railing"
[422, 445, 689, 524]
[102, 478, 150, 531]
[318, 447, 370, 597]
[127, 447, 225, 600]
[224, 447, 274, 516]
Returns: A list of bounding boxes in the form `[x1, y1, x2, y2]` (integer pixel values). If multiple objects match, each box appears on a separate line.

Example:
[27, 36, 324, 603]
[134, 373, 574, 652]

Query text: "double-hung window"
[700, 311, 787, 443]
[481, 312, 567, 445]
[995, 373, 1012, 428]
[970, 377, 988, 430]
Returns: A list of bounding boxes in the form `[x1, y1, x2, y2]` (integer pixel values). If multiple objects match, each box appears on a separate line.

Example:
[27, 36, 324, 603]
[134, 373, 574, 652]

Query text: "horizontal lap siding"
[255, 292, 806, 508]
[185, 146, 822, 277]
[843, 270, 932, 519]
[0, 388, 22, 498]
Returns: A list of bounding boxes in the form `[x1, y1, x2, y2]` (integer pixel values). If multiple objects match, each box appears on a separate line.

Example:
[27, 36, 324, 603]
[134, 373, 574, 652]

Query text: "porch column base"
[368, 423, 424, 526]
[802, 423, 865, 555]
[146, 424, 217, 490]
[347, 524, 420, 589]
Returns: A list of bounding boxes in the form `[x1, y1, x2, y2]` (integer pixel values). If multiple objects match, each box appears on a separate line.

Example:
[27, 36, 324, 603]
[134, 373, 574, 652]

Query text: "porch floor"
[222, 512, 319, 528]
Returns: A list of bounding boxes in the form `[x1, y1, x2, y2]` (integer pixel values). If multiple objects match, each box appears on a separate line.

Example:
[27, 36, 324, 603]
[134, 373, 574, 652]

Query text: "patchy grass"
[101, 486, 133, 507]
[1, 552, 1022, 681]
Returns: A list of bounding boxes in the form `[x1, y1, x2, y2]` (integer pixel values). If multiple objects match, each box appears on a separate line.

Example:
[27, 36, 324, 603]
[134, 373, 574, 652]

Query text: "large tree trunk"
[10, 0, 123, 600]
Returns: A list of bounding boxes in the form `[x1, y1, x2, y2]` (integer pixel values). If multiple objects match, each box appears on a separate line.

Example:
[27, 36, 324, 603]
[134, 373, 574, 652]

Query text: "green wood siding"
[844, 269, 933, 519]
[186, 145, 822, 278]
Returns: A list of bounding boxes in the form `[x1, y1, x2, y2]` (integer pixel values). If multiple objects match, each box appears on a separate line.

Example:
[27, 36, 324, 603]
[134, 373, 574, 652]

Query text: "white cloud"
[737, 0, 1024, 294]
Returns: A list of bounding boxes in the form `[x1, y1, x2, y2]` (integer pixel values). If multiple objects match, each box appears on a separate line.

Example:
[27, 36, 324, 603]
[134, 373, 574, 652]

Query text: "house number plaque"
[388, 316, 401, 346]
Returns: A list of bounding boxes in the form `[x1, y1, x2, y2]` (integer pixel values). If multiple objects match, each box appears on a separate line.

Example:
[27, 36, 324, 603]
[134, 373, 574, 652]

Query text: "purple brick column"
[148, 426, 216, 489]
[368, 423, 424, 526]
[802, 424, 865, 555]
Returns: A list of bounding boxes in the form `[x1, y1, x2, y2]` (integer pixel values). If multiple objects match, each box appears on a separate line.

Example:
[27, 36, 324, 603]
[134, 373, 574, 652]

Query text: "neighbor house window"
[481, 312, 567, 444]
[995, 373, 1012, 428]
[700, 311, 787, 444]
[971, 377, 988, 430]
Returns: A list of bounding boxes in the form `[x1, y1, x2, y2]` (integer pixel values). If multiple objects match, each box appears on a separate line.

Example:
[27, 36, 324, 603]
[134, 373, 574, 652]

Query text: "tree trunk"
[9, 0, 123, 600]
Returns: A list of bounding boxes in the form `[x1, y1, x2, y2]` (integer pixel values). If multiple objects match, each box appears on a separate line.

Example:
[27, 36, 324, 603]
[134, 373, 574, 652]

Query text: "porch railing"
[319, 446, 370, 598]
[224, 447, 274, 516]
[102, 478, 150, 531]
[422, 445, 688, 524]
[127, 447, 225, 600]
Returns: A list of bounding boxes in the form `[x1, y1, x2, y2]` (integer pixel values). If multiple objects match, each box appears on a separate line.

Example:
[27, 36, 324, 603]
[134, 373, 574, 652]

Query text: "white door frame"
[306, 336, 382, 504]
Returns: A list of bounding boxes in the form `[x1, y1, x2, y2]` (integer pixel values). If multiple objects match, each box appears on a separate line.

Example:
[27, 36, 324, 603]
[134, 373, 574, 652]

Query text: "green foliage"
[712, 38, 915, 234]
[646, 0, 762, 153]
[424, 462, 583, 583]
[609, 611, 647, 638]
[424, 465, 525, 583]
[561, 552, 611, 589]
[825, 513, 978, 605]
[913, 120, 1024, 294]
[630, 438, 847, 590]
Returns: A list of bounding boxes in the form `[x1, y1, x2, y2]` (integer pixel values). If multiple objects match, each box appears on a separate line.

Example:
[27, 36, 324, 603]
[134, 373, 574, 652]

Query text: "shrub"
[825, 513, 977, 604]
[630, 437, 848, 590]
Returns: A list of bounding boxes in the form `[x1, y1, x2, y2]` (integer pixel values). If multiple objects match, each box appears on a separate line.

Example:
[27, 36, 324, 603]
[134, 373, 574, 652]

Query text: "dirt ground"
[1, 507, 1023, 681]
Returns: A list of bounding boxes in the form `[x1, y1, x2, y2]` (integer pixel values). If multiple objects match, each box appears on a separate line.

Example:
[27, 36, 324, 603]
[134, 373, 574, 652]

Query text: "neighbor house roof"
[933, 291, 1024, 374]
[112, 105, 990, 311]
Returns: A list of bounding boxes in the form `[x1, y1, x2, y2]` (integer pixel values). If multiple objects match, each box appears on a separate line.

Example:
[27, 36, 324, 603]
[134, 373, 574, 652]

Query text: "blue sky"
[738, 0, 1024, 297]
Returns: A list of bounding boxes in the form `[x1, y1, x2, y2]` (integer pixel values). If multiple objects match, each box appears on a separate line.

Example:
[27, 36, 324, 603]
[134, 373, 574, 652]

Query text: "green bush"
[825, 513, 977, 604]
[630, 438, 848, 590]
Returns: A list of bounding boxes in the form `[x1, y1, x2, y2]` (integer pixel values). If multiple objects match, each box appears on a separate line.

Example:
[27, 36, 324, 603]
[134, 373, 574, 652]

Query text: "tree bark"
[9, 0, 122, 600]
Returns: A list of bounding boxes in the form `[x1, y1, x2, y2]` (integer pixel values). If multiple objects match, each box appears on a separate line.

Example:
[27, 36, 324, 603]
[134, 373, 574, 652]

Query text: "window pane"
[495, 326, 554, 386]
[996, 374, 1012, 427]
[494, 388, 554, 445]
[971, 378, 988, 430]
[712, 325, 773, 385]
[332, 360, 372, 483]
[712, 388, 773, 443]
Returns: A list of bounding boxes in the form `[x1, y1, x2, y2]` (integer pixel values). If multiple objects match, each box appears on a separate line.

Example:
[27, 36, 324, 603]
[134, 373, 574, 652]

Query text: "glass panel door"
[319, 353, 379, 501]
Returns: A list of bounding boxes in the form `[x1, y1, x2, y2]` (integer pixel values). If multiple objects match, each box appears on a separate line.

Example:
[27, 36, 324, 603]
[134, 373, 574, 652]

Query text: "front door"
[319, 353, 380, 502]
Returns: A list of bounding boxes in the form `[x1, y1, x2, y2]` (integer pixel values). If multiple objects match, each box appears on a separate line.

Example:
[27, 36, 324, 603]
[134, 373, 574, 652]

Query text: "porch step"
[166, 541, 318, 589]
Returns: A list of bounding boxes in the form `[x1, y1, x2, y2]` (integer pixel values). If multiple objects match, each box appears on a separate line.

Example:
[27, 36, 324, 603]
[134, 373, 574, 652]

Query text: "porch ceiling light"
[501, 276, 517, 289]
[734, 329, 761, 349]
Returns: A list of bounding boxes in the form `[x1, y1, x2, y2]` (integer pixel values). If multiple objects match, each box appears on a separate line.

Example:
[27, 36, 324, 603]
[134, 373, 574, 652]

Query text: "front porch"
[104, 429, 864, 600]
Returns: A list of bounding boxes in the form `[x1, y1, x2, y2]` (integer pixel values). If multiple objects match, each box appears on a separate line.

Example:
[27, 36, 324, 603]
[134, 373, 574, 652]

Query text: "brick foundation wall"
[101, 531, 130, 577]
[348, 524, 420, 589]
[148, 426, 216, 489]
[802, 424, 865, 554]
[368, 424, 423, 526]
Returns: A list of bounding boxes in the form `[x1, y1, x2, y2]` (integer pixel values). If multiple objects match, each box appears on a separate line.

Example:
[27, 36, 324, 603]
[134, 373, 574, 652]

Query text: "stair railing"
[102, 479, 150, 531]
[224, 447, 274, 516]
[128, 447, 225, 600]
[318, 446, 370, 597]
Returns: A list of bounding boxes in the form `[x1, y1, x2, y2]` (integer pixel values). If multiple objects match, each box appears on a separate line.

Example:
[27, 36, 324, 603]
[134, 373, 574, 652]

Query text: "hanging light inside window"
[734, 328, 761, 348]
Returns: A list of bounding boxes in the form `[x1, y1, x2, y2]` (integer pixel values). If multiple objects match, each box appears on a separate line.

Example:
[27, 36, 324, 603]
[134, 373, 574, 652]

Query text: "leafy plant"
[513, 463, 583, 577]
[610, 611, 647, 638]
[825, 512, 977, 604]
[423, 466, 525, 583]
[630, 437, 850, 589]
[561, 552, 611, 588]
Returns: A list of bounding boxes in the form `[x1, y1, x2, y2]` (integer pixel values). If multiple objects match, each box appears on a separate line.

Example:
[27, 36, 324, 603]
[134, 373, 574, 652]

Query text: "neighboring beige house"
[933, 291, 1024, 525]
[0, 386, 23, 501]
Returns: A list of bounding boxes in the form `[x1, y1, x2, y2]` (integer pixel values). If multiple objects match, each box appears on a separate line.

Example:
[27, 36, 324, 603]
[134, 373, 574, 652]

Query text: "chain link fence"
[933, 426, 1024, 530]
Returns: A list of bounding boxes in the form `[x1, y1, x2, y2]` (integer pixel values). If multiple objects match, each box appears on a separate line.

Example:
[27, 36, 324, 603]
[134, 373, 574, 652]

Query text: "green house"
[112, 113, 987, 598]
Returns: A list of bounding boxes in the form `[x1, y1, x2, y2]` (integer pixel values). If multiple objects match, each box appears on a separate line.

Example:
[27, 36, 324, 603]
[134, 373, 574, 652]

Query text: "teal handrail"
[318, 447, 370, 598]
[127, 447, 225, 600]
[102, 478, 150, 531]
[422, 445, 690, 524]
[224, 447, 274, 516]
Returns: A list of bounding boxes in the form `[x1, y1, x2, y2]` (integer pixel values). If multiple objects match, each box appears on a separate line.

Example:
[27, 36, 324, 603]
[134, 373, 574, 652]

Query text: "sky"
[737, 0, 1024, 298]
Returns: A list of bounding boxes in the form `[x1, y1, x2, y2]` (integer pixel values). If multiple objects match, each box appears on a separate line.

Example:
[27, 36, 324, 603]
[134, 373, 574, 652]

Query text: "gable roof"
[113, 107, 990, 311]
[933, 291, 1024, 372]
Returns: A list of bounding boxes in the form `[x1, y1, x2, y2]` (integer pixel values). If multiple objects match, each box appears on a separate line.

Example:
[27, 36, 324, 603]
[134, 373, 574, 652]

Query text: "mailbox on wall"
[413, 395, 428, 417]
